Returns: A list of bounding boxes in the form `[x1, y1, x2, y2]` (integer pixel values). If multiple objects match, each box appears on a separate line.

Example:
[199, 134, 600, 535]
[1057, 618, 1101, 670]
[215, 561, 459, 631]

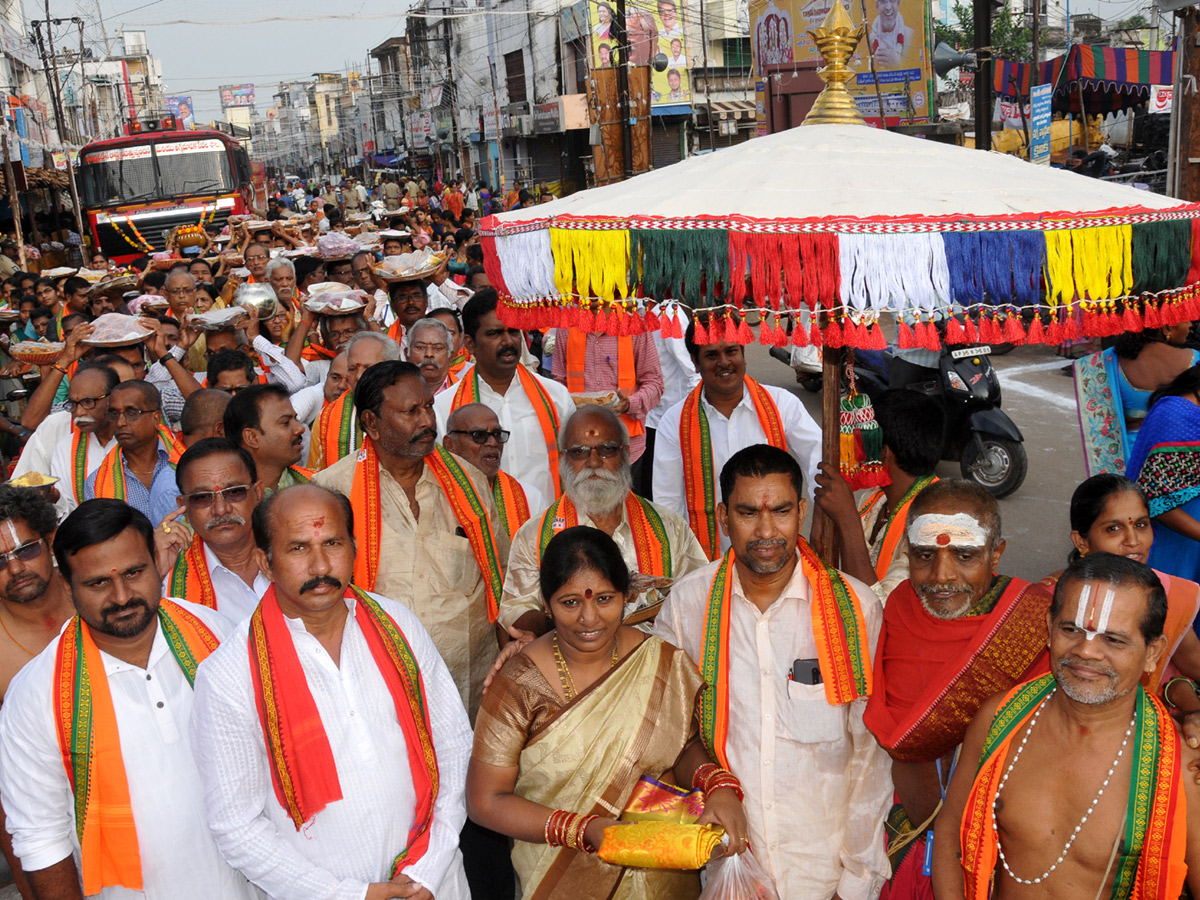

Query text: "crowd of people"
[0, 192, 1194, 900]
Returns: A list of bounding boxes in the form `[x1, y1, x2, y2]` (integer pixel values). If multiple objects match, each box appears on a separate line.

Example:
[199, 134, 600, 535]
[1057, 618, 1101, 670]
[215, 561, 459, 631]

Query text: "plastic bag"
[698, 850, 781, 900]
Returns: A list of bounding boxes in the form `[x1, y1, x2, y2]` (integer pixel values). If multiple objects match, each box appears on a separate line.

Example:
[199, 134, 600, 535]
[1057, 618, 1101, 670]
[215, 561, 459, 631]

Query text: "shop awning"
[695, 99, 757, 122]
[993, 43, 1176, 114]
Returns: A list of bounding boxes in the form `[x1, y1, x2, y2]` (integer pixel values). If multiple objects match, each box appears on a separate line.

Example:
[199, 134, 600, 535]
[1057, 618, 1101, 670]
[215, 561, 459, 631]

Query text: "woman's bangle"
[694, 763, 745, 801]
[1164, 676, 1200, 709]
[545, 809, 599, 854]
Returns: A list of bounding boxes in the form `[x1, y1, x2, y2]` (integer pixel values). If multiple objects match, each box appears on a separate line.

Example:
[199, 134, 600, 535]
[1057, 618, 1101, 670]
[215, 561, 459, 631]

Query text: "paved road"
[743, 341, 1087, 583]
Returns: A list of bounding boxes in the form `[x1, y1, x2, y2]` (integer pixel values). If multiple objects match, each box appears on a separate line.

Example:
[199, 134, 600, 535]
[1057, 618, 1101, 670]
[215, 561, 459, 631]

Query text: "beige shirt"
[315, 449, 510, 720]
[498, 493, 710, 632]
[653, 554, 892, 900]
[860, 495, 911, 604]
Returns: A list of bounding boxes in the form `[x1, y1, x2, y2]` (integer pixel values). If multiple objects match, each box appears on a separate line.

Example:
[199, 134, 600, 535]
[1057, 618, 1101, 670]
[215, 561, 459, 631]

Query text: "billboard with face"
[589, 0, 691, 108]
[749, 0, 931, 124]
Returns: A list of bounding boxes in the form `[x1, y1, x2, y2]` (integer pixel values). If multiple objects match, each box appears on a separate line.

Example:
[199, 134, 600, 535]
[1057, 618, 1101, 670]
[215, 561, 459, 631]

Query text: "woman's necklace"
[992, 687, 1135, 886]
[0, 606, 35, 656]
[552, 632, 620, 701]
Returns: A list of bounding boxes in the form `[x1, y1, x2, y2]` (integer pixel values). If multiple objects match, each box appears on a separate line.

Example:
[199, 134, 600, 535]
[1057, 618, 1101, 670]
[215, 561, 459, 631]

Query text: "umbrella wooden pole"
[817, 344, 842, 566]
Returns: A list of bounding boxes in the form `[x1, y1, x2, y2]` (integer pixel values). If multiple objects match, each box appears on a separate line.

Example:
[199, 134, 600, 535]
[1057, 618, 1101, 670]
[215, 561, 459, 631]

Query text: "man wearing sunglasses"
[498, 406, 708, 642]
[84, 381, 179, 528]
[163, 439, 267, 621]
[48, 363, 120, 519]
[442, 403, 542, 538]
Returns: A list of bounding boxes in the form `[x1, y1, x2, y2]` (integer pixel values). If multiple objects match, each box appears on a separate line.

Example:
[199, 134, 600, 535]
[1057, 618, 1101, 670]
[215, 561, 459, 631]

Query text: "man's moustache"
[299, 575, 343, 594]
[411, 428, 437, 444]
[205, 514, 246, 530]
[75, 416, 96, 428]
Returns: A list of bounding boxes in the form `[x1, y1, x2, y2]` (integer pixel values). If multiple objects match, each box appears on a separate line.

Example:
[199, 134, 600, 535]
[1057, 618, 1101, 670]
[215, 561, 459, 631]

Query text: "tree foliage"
[937, 0, 1034, 62]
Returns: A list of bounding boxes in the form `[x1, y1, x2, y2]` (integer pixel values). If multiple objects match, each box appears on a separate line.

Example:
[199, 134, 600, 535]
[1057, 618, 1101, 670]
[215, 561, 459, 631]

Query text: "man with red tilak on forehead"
[190, 484, 472, 900]
[862, 480, 1053, 900]
[934, 552, 1200, 900]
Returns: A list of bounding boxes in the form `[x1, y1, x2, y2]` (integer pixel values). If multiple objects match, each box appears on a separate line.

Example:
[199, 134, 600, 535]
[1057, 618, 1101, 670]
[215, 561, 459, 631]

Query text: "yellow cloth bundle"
[598, 822, 724, 870]
[621, 777, 705, 825]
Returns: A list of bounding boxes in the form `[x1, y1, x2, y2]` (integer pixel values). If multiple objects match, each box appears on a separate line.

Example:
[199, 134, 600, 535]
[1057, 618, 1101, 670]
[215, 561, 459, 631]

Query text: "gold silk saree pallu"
[511, 637, 705, 900]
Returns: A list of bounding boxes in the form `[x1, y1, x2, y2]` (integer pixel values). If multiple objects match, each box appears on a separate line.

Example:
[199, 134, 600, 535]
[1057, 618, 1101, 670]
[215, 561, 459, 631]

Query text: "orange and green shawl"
[349, 441, 505, 620]
[960, 674, 1187, 900]
[54, 601, 220, 895]
[159, 425, 186, 467]
[491, 469, 531, 539]
[537, 493, 672, 578]
[93, 432, 173, 500]
[451, 364, 563, 496]
[69, 429, 92, 504]
[857, 475, 938, 582]
[680, 377, 786, 560]
[448, 347, 471, 381]
[168, 534, 219, 609]
[315, 390, 361, 469]
[248, 584, 439, 876]
[699, 541, 872, 768]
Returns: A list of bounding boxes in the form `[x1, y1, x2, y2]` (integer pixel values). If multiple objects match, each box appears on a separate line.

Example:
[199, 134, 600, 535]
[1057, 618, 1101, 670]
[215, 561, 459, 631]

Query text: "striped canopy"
[994, 44, 1175, 114]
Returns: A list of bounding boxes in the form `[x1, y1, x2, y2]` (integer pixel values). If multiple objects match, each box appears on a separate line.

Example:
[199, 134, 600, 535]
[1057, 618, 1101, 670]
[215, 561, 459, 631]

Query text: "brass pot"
[234, 283, 280, 320]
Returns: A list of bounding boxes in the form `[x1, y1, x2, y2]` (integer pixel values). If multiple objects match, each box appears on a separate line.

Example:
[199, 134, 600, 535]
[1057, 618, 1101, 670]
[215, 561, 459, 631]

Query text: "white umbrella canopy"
[482, 122, 1200, 349]
[495, 124, 1187, 222]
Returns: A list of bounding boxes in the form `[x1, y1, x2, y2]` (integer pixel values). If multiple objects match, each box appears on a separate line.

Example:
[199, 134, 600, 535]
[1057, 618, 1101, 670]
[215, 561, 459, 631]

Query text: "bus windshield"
[80, 138, 235, 207]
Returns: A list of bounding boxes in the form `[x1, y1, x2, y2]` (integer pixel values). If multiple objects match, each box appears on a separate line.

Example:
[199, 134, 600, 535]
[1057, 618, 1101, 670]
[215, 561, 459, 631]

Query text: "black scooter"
[774, 344, 1028, 498]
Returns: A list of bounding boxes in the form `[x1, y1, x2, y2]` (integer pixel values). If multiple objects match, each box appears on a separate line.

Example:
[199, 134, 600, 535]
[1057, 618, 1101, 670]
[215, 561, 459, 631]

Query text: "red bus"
[77, 116, 260, 264]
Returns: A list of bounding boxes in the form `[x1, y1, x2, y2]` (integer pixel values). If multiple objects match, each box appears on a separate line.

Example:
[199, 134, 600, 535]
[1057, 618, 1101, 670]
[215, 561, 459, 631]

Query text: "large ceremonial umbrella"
[477, 4, 1200, 556]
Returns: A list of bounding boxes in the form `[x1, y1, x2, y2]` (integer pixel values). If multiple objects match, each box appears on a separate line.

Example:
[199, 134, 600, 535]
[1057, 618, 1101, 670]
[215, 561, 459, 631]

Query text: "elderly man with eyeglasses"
[497, 405, 708, 641]
[84, 380, 179, 527]
[48, 362, 120, 518]
[442, 402, 542, 539]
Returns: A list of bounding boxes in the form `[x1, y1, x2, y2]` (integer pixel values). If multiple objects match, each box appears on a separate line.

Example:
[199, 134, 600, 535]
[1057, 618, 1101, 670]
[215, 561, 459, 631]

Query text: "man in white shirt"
[162, 439, 269, 621]
[190, 484, 472, 900]
[0, 499, 259, 900]
[49, 363, 120, 517]
[653, 445, 892, 900]
[653, 313, 821, 557]
[434, 289, 573, 502]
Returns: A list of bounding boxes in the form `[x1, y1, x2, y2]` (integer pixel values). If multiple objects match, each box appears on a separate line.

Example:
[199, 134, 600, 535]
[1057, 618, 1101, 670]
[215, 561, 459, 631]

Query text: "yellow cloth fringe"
[597, 822, 724, 870]
[1045, 225, 1133, 305]
[550, 228, 630, 301]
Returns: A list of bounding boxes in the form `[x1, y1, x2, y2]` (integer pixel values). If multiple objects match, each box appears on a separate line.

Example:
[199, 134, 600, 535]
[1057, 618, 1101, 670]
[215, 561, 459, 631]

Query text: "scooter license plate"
[950, 345, 992, 360]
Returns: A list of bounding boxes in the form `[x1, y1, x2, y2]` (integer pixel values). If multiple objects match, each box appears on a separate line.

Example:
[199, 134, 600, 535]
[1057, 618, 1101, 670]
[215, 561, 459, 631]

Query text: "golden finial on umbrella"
[801, 1, 869, 126]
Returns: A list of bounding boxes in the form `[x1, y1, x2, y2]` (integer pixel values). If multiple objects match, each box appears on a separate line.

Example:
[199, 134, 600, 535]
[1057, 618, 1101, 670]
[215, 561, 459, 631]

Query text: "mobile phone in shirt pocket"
[783, 678, 848, 743]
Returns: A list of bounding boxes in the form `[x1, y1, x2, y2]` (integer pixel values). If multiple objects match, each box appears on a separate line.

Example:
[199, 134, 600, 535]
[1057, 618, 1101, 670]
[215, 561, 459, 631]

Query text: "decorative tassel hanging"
[1002, 312, 1026, 345]
[963, 315, 980, 344]
[738, 318, 756, 345]
[839, 388, 889, 490]
[724, 315, 739, 344]
[1026, 314, 1045, 344]
[1045, 310, 1064, 345]
[898, 320, 916, 348]
[824, 318, 844, 348]
[945, 316, 967, 345]
[773, 316, 790, 348]
[1143, 301, 1161, 329]
[792, 318, 809, 347]
[809, 316, 822, 347]
[692, 316, 710, 345]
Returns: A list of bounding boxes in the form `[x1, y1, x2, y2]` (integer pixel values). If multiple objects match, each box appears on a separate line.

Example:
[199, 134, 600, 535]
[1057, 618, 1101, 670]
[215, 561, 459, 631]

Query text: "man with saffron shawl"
[0, 500, 259, 900]
[654, 445, 892, 899]
[932, 553, 1200, 900]
[500, 407, 707, 639]
[434, 289, 574, 504]
[861, 480, 1052, 900]
[652, 314, 821, 560]
[315, 360, 510, 719]
[191, 484, 472, 900]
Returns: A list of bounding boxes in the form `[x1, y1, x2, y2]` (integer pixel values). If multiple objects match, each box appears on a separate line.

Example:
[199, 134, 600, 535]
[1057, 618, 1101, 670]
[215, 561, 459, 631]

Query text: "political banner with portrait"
[749, 0, 931, 125]
[166, 96, 195, 130]
[589, 0, 691, 108]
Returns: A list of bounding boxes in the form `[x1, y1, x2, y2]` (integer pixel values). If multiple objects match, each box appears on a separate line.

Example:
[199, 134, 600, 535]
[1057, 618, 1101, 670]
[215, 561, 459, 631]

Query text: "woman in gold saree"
[467, 526, 748, 900]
